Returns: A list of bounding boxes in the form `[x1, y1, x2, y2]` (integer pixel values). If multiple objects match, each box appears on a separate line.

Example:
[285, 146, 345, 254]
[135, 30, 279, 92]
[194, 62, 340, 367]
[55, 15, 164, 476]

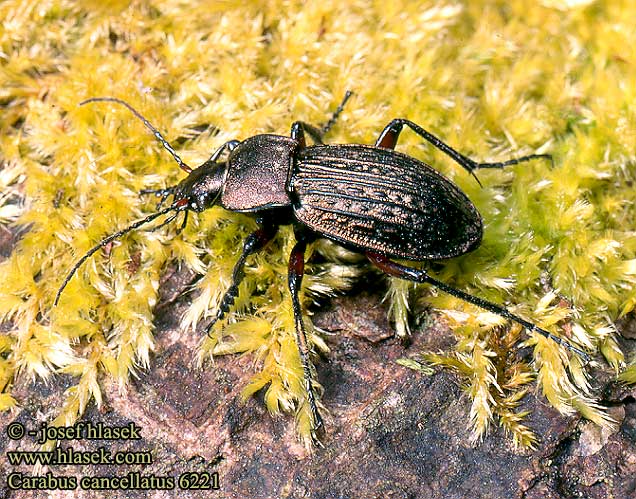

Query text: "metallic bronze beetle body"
[55, 93, 587, 439]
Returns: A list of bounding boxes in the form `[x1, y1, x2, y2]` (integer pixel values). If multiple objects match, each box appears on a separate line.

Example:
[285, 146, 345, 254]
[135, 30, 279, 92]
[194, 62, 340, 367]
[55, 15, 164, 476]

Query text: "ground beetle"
[55, 92, 588, 436]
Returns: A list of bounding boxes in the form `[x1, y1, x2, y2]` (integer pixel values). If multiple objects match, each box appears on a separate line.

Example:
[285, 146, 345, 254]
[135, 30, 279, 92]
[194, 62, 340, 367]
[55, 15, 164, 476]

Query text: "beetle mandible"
[55, 92, 588, 436]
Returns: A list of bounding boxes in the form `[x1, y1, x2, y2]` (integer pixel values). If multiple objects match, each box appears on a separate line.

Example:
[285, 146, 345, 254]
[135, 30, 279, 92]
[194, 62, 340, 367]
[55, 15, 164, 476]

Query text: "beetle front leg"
[290, 90, 354, 147]
[205, 223, 278, 336]
[288, 231, 324, 435]
[375, 118, 552, 185]
[366, 252, 590, 361]
[291, 121, 324, 148]
[204, 139, 241, 164]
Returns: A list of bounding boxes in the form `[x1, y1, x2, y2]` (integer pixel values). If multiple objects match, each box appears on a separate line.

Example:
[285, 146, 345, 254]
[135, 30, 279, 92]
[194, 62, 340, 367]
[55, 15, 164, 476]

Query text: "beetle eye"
[175, 198, 189, 209]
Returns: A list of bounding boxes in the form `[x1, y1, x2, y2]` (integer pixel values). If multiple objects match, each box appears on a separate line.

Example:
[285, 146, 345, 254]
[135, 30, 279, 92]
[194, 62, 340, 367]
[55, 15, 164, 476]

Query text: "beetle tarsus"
[145, 212, 179, 232]
[475, 153, 554, 170]
[205, 225, 277, 338]
[320, 90, 353, 136]
[375, 118, 551, 186]
[366, 252, 590, 362]
[205, 283, 239, 338]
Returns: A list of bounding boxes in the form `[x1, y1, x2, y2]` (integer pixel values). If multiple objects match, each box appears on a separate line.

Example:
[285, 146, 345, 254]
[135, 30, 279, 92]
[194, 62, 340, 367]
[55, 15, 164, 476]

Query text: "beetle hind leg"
[288, 230, 324, 437]
[375, 118, 552, 186]
[366, 252, 590, 361]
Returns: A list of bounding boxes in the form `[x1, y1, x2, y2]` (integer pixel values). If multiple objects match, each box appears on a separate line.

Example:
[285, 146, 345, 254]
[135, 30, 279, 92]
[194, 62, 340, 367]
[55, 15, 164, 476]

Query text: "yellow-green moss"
[1, 0, 635, 446]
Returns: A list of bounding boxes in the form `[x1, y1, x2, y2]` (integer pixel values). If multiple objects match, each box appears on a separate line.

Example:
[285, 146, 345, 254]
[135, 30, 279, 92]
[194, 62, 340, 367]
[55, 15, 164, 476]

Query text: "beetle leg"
[291, 121, 323, 147]
[176, 210, 189, 234]
[375, 118, 552, 186]
[144, 211, 180, 232]
[319, 90, 353, 136]
[288, 230, 324, 434]
[205, 223, 278, 337]
[204, 140, 241, 164]
[290, 90, 354, 147]
[366, 252, 590, 361]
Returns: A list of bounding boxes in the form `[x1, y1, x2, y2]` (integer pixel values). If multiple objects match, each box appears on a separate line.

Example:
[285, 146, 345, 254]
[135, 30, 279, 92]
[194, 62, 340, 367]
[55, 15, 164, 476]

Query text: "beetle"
[55, 92, 588, 436]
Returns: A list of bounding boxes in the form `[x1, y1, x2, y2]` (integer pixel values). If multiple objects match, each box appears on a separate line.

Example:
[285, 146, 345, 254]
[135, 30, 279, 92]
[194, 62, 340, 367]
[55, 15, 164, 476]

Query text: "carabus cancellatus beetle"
[55, 92, 588, 435]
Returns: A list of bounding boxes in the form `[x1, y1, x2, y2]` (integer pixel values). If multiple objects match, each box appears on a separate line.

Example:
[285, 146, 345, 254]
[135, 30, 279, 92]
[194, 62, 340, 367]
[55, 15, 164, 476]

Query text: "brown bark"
[1, 265, 635, 499]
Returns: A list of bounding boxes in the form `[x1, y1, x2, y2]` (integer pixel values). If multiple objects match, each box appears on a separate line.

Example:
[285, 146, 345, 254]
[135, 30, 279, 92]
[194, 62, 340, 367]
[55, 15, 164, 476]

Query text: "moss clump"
[1, 0, 635, 446]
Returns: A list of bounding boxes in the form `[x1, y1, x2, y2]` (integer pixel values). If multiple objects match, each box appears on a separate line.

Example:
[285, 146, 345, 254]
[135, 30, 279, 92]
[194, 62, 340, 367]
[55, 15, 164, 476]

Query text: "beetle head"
[56, 98, 237, 307]
[173, 159, 228, 213]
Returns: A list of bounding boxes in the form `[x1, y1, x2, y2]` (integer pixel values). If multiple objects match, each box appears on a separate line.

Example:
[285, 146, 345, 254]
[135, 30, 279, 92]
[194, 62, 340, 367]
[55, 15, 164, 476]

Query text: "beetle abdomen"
[291, 144, 482, 260]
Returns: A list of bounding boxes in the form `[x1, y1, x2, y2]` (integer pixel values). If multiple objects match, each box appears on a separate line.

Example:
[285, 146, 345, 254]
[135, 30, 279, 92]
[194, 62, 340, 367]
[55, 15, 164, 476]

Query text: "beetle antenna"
[80, 97, 193, 174]
[54, 204, 179, 306]
[144, 210, 180, 232]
